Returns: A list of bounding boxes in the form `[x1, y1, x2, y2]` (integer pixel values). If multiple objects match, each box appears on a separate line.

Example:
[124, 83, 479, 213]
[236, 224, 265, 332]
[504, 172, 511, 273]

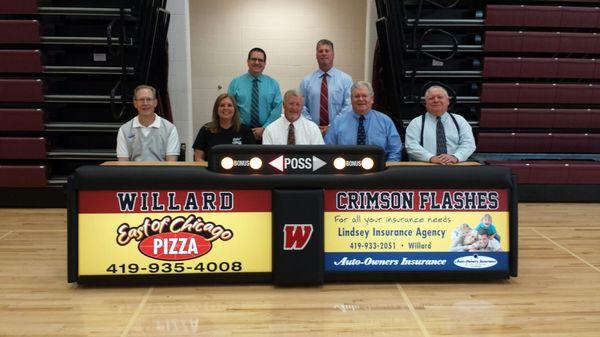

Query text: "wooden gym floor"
[0, 204, 599, 337]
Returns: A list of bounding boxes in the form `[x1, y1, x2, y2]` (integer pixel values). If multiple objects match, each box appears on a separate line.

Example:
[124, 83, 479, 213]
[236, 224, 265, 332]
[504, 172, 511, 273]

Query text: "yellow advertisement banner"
[79, 212, 271, 275]
[325, 211, 509, 252]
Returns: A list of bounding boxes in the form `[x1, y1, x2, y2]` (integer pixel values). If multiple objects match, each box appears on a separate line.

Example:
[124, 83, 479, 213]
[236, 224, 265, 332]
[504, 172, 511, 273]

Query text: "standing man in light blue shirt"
[228, 47, 282, 141]
[325, 81, 402, 162]
[405, 86, 476, 164]
[300, 39, 353, 135]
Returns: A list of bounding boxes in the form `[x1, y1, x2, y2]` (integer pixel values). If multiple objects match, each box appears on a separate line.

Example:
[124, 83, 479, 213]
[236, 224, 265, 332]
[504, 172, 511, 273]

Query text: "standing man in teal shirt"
[228, 47, 282, 141]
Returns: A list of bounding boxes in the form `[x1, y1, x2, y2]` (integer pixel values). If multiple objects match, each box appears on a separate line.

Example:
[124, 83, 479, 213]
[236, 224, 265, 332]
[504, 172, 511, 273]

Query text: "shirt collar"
[427, 111, 449, 121]
[351, 110, 372, 120]
[247, 72, 263, 81]
[317, 67, 336, 78]
[284, 115, 302, 127]
[132, 115, 160, 128]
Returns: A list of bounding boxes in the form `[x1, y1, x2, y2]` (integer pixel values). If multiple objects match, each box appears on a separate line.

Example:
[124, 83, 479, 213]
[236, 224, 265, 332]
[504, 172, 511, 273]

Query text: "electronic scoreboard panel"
[67, 146, 517, 285]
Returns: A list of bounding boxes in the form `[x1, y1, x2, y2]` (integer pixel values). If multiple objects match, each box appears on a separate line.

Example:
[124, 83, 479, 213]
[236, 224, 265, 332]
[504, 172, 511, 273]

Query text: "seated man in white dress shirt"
[405, 85, 475, 164]
[262, 89, 324, 145]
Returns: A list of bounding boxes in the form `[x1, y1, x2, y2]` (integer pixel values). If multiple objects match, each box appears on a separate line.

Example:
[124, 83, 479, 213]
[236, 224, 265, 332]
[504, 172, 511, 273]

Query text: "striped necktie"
[436, 116, 447, 155]
[319, 73, 329, 126]
[251, 78, 260, 127]
[357, 115, 366, 145]
[287, 123, 295, 145]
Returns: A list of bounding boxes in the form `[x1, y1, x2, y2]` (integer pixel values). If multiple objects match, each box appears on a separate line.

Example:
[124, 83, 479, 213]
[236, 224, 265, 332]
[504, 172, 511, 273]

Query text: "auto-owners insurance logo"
[453, 254, 498, 269]
[116, 215, 233, 261]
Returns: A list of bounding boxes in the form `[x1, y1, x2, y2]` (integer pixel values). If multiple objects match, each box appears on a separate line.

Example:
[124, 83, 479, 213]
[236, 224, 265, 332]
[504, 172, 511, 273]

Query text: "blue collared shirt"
[228, 73, 282, 127]
[324, 109, 402, 162]
[299, 67, 353, 125]
[405, 111, 476, 162]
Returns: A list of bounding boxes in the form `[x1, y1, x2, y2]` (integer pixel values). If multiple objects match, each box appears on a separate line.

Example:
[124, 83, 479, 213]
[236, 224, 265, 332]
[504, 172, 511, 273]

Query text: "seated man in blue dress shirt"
[324, 81, 402, 162]
[405, 86, 476, 165]
[228, 47, 282, 141]
[300, 39, 353, 135]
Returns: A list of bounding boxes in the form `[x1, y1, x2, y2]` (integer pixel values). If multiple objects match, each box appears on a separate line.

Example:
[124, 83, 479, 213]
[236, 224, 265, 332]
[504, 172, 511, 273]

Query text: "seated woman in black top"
[193, 93, 255, 161]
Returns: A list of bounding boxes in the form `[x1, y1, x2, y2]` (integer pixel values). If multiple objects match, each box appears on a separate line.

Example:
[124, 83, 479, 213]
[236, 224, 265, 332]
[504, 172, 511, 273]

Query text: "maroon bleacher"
[487, 160, 600, 184]
[484, 31, 600, 54]
[0, 166, 47, 188]
[0, 20, 40, 44]
[0, 137, 47, 159]
[478, 133, 600, 153]
[0, 79, 44, 102]
[0, 109, 44, 131]
[0, 50, 43, 73]
[486, 5, 600, 29]
[0, 0, 38, 14]
[480, 83, 600, 104]
[482, 58, 600, 79]
[480, 108, 600, 129]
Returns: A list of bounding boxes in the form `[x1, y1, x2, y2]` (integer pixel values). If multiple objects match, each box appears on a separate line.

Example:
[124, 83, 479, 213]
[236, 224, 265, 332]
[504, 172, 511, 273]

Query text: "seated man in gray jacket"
[116, 85, 180, 161]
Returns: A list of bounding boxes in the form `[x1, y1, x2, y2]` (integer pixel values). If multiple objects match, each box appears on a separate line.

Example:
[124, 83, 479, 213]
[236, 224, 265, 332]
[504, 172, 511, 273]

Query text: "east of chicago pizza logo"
[116, 214, 233, 261]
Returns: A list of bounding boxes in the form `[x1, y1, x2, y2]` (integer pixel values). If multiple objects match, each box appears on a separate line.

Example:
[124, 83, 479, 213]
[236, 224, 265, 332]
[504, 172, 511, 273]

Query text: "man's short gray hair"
[134, 84, 157, 99]
[424, 85, 449, 100]
[283, 89, 304, 104]
[351, 81, 374, 96]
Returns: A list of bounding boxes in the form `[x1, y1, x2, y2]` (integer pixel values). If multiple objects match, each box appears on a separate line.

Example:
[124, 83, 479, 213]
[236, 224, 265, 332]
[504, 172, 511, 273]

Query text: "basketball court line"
[120, 286, 154, 337]
[0, 231, 13, 241]
[396, 283, 431, 337]
[532, 227, 600, 273]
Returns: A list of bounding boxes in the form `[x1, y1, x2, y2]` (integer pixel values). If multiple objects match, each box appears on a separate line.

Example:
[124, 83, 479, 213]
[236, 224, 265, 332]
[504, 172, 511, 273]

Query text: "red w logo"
[283, 224, 313, 250]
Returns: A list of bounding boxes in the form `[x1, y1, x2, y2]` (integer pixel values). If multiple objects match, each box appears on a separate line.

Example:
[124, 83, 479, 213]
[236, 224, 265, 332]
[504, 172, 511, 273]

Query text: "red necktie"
[319, 73, 329, 126]
[287, 123, 295, 145]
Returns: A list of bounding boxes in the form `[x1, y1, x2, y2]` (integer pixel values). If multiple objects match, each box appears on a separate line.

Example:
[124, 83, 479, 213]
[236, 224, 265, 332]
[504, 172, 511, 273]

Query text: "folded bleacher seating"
[0, 109, 44, 131]
[0, 0, 38, 14]
[486, 5, 600, 29]
[0, 79, 44, 102]
[0, 0, 172, 206]
[478, 133, 600, 153]
[484, 31, 600, 54]
[481, 83, 600, 104]
[482, 58, 600, 79]
[0, 50, 43, 73]
[0, 165, 47, 188]
[0, 137, 47, 159]
[480, 108, 600, 129]
[486, 160, 600, 184]
[0, 20, 40, 44]
[375, 0, 600, 201]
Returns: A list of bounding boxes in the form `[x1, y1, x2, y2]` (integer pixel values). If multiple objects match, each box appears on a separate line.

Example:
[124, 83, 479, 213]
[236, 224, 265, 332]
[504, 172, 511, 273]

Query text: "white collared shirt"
[262, 115, 324, 145]
[405, 111, 476, 162]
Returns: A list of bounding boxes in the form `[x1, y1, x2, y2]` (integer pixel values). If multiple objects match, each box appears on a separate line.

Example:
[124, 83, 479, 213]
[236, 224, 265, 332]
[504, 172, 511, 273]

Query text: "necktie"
[319, 73, 329, 126]
[251, 78, 260, 128]
[287, 123, 295, 145]
[436, 116, 447, 155]
[357, 115, 366, 145]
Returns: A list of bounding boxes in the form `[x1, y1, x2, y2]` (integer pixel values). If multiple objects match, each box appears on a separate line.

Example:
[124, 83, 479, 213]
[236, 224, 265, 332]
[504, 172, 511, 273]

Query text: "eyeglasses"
[249, 57, 265, 63]
[134, 98, 156, 103]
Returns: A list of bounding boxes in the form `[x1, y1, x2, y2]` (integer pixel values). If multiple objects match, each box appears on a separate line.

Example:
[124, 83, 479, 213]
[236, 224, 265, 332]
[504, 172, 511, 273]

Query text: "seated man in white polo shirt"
[116, 85, 180, 161]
